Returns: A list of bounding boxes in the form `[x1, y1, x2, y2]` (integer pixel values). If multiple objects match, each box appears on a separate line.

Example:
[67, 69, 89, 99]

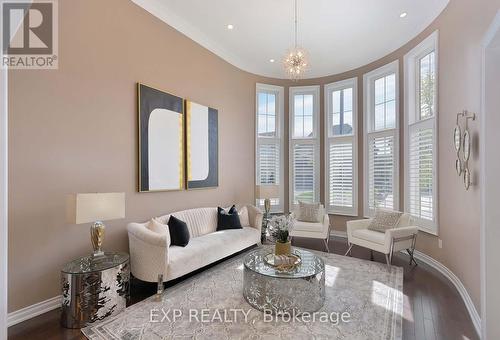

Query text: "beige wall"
[7, 0, 271, 312]
[8, 0, 500, 313]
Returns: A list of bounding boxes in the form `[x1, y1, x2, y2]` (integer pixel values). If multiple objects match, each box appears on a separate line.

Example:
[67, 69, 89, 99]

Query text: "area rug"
[82, 246, 403, 339]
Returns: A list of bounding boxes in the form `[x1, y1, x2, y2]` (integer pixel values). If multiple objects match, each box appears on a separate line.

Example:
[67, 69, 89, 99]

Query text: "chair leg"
[406, 248, 418, 266]
[323, 238, 330, 253]
[344, 243, 353, 256]
[385, 254, 391, 268]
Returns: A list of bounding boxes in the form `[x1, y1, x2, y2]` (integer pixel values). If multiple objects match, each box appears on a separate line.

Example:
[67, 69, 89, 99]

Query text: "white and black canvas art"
[138, 83, 184, 192]
[186, 100, 218, 189]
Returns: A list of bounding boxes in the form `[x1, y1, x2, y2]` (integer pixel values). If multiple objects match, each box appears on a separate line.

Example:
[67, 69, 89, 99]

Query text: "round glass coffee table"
[243, 247, 325, 315]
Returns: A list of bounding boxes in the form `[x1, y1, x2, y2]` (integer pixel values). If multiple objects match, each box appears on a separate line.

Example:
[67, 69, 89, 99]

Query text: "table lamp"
[255, 185, 280, 215]
[67, 192, 125, 256]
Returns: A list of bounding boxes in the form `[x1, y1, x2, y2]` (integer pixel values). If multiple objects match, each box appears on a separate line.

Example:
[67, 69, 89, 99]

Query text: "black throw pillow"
[167, 215, 190, 247]
[217, 205, 242, 231]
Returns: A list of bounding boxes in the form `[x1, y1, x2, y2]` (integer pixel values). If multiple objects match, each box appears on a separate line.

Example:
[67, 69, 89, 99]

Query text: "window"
[289, 86, 320, 208]
[256, 83, 284, 212]
[325, 78, 358, 215]
[363, 61, 400, 216]
[404, 31, 438, 233]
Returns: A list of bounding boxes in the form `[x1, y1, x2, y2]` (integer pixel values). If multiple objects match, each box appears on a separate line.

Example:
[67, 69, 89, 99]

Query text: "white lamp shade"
[67, 192, 125, 224]
[255, 185, 280, 199]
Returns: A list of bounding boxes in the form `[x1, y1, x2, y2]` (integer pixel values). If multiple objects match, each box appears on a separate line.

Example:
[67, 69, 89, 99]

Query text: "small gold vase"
[275, 240, 291, 255]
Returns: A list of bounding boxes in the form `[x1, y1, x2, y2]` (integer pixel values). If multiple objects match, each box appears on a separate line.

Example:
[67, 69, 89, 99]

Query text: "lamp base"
[90, 221, 105, 256]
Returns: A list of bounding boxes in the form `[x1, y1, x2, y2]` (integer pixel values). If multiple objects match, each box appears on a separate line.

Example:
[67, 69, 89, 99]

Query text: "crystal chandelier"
[284, 0, 308, 80]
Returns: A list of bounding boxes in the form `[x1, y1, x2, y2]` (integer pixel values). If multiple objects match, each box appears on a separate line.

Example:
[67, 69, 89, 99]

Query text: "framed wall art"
[185, 100, 219, 189]
[138, 83, 184, 192]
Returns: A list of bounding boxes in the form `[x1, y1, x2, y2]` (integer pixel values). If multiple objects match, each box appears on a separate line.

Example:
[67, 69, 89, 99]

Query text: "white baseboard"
[410, 250, 481, 337]
[7, 295, 61, 327]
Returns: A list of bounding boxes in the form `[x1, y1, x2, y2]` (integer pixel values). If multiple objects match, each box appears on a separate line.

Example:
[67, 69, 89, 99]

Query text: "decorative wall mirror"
[455, 158, 462, 176]
[464, 168, 471, 190]
[463, 129, 471, 161]
[453, 125, 461, 152]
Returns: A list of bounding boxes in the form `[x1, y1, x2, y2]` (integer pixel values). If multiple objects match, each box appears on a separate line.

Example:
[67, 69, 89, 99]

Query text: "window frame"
[404, 31, 439, 234]
[363, 60, 400, 217]
[255, 83, 285, 213]
[324, 78, 358, 216]
[289, 85, 321, 210]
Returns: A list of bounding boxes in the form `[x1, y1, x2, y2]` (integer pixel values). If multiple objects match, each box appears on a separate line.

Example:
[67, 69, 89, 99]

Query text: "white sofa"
[345, 213, 418, 267]
[127, 205, 263, 282]
[290, 207, 331, 252]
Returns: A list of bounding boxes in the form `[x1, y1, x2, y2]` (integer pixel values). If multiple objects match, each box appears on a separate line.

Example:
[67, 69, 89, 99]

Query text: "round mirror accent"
[455, 158, 462, 176]
[463, 129, 471, 161]
[454, 125, 462, 152]
[464, 168, 471, 190]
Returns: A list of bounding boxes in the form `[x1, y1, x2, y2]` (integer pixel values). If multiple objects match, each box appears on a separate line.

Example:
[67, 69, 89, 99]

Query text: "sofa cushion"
[352, 229, 386, 245]
[217, 205, 242, 230]
[293, 221, 324, 233]
[167, 227, 259, 280]
[146, 218, 171, 247]
[168, 215, 190, 247]
[237, 206, 250, 227]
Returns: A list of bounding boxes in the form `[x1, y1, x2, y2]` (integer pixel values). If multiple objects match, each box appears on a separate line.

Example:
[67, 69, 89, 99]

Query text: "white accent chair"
[345, 213, 418, 267]
[290, 207, 331, 252]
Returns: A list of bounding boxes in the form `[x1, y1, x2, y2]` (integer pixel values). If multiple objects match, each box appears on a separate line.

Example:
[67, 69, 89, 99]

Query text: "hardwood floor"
[8, 237, 479, 340]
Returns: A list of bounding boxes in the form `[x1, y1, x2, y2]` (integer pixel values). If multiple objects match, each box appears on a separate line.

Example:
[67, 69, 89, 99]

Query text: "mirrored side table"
[61, 252, 130, 329]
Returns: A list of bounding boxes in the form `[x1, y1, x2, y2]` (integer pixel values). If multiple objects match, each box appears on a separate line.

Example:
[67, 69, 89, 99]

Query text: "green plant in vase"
[269, 214, 295, 255]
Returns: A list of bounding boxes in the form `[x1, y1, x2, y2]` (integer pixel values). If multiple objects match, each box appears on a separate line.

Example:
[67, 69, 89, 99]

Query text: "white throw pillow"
[297, 201, 323, 223]
[147, 218, 171, 246]
[237, 206, 250, 227]
[367, 209, 403, 233]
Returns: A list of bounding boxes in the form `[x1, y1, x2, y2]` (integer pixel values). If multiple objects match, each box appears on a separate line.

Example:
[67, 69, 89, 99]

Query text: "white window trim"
[289, 85, 321, 210]
[324, 78, 358, 216]
[255, 83, 285, 213]
[404, 31, 439, 234]
[363, 60, 400, 217]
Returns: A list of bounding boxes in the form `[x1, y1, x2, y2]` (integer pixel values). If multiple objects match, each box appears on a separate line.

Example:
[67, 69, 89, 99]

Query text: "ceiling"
[132, 0, 449, 79]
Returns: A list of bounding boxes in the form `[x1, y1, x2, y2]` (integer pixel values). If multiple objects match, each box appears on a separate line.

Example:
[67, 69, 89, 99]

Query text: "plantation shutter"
[329, 142, 353, 208]
[257, 142, 280, 186]
[408, 126, 434, 222]
[292, 143, 315, 204]
[368, 134, 395, 211]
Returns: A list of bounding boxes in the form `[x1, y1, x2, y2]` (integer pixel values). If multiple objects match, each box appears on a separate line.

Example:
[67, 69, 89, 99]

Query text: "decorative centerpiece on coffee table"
[269, 214, 295, 255]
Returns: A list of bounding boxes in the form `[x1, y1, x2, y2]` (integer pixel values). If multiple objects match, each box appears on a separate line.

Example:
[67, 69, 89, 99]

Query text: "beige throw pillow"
[237, 206, 250, 227]
[297, 201, 323, 223]
[367, 209, 403, 233]
[147, 218, 171, 246]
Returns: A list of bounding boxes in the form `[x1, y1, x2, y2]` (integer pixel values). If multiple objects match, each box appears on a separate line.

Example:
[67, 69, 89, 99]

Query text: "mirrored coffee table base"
[243, 247, 325, 315]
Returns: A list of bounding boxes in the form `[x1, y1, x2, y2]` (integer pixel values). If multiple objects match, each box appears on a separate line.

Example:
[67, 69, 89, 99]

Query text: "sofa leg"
[323, 239, 330, 253]
[344, 243, 353, 256]
[370, 250, 374, 261]
[385, 254, 391, 268]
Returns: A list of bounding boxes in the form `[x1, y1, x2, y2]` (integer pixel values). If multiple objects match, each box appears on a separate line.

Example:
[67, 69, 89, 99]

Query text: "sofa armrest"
[346, 218, 372, 239]
[127, 222, 169, 282]
[246, 205, 263, 233]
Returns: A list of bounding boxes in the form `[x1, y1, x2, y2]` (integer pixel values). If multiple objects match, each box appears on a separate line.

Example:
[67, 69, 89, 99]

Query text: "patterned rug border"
[82, 246, 403, 340]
